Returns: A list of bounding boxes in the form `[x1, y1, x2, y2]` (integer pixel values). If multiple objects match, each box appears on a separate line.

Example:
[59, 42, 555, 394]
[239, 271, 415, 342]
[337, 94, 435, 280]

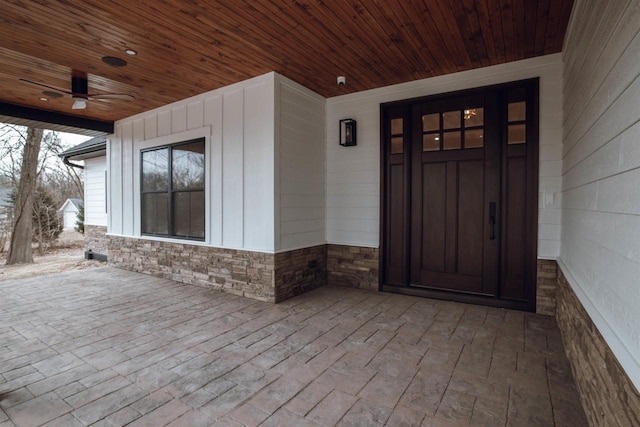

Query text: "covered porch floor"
[0, 268, 587, 426]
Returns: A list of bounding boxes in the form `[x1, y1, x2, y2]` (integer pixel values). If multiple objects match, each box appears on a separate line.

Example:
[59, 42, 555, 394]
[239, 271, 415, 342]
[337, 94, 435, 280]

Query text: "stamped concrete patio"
[0, 267, 587, 426]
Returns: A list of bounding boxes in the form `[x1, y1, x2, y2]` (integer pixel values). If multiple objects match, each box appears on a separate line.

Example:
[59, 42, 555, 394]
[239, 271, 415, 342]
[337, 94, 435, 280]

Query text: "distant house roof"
[58, 136, 107, 161]
[58, 198, 84, 213]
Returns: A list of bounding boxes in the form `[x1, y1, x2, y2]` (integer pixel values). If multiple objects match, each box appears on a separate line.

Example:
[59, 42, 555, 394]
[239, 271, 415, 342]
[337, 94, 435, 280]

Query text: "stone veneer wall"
[274, 245, 327, 302]
[108, 236, 276, 302]
[327, 244, 379, 291]
[536, 259, 558, 316]
[556, 268, 640, 426]
[106, 237, 561, 315]
[85, 225, 109, 257]
[108, 237, 327, 303]
[326, 246, 558, 312]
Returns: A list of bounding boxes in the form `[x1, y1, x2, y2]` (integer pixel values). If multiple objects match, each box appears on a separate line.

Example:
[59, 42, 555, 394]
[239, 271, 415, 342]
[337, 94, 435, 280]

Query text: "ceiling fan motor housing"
[71, 76, 88, 96]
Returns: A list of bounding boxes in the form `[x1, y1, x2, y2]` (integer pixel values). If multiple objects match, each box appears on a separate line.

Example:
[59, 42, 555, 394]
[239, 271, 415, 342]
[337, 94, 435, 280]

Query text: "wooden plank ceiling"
[0, 0, 574, 124]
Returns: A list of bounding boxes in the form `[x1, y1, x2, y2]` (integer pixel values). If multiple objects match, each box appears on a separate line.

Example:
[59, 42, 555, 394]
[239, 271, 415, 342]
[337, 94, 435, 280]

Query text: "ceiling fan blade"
[88, 93, 135, 101]
[19, 78, 72, 95]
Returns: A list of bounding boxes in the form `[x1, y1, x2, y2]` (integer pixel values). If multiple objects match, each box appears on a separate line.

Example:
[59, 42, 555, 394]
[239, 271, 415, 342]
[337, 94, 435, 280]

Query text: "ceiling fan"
[20, 70, 135, 110]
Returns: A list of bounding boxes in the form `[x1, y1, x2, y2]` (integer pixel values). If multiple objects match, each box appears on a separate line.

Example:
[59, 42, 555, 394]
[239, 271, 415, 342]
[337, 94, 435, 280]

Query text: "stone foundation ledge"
[556, 266, 640, 426]
[85, 225, 108, 258]
[327, 244, 379, 291]
[108, 236, 276, 302]
[536, 259, 558, 316]
[107, 237, 327, 303]
[275, 245, 327, 302]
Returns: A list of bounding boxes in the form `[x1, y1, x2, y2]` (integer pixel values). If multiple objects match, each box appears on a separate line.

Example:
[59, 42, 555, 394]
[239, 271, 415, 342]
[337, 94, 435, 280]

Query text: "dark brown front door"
[381, 79, 538, 311]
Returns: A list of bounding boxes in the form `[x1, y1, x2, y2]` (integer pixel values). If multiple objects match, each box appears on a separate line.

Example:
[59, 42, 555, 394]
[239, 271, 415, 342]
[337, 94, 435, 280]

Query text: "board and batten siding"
[561, 0, 640, 388]
[275, 75, 326, 251]
[83, 156, 107, 227]
[109, 73, 276, 252]
[326, 54, 564, 258]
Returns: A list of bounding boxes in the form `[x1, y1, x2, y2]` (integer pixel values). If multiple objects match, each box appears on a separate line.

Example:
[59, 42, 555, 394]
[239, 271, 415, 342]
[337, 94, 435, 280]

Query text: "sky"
[59, 131, 92, 150]
[0, 125, 94, 180]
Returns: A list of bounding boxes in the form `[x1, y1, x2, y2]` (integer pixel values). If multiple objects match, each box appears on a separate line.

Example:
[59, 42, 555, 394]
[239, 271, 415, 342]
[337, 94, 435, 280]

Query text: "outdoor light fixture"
[339, 118, 357, 147]
[72, 96, 87, 110]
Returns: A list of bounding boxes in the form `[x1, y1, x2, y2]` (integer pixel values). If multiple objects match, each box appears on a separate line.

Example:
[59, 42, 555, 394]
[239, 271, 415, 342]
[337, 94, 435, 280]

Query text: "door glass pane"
[174, 191, 205, 239]
[142, 148, 168, 192]
[443, 131, 461, 150]
[391, 118, 403, 135]
[423, 133, 440, 151]
[391, 136, 403, 154]
[443, 111, 460, 129]
[465, 129, 484, 148]
[172, 141, 205, 190]
[508, 124, 526, 144]
[464, 108, 484, 127]
[422, 113, 439, 132]
[142, 193, 168, 235]
[508, 102, 526, 122]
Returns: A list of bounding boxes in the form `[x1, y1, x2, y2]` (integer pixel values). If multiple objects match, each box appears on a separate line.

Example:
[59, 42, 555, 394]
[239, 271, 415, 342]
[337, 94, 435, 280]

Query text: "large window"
[141, 138, 205, 240]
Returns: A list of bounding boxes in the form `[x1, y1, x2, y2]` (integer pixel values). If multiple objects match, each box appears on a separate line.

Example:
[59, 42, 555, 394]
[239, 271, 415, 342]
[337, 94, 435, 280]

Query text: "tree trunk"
[7, 127, 43, 264]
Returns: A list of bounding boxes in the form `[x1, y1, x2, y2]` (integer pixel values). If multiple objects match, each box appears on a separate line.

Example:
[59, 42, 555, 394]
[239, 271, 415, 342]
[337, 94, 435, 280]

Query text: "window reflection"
[391, 118, 403, 135]
[174, 191, 205, 238]
[172, 142, 205, 190]
[141, 139, 205, 240]
[422, 114, 439, 132]
[391, 136, 404, 154]
[465, 129, 484, 148]
[508, 102, 526, 122]
[443, 131, 462, 150]
[508, 124, 526, 144]
[443, 111, 460, 129]
[142, 148, 169, 192]
[464, 108, 484, 127]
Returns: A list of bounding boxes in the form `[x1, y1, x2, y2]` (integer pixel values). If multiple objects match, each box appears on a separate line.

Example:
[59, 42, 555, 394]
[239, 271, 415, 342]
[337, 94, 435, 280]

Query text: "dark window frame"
[140, 137, 205, 241]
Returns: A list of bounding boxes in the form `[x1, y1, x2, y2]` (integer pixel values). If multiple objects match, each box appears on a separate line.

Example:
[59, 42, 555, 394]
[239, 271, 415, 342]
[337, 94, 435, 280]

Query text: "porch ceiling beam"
[0, 102, 113, 136]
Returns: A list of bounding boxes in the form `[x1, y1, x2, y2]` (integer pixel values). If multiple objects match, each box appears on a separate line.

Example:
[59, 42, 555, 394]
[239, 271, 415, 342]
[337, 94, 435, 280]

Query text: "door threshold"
[381, 284, 535, 312]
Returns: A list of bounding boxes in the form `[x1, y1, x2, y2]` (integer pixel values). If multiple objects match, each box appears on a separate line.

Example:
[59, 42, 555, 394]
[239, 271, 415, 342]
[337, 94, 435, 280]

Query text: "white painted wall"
[62, 209, 78, 229]
[84, 156, 107, 226]
[326, 54, 564, 258]
[109, 73, 276, 252]
[275, 74, 326, 251]
[560, 0, 640, 389]
[108, 71, 326, 253]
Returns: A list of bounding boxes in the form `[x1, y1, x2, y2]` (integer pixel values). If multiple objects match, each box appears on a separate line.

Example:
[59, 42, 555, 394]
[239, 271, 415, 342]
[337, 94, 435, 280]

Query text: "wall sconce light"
[339, 118, 357, 147]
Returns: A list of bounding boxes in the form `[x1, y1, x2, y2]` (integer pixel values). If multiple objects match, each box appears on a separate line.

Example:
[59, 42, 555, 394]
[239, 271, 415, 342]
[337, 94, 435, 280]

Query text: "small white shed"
[58, 198, 83, 229]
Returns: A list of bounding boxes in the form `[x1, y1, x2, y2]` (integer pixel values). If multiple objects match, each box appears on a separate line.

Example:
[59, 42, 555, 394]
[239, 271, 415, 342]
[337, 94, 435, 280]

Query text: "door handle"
[489, 202, 496, 240]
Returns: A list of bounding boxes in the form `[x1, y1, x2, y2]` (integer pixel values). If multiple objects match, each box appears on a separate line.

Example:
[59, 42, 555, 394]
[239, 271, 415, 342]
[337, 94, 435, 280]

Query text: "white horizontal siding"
[561, 0, 640, 389]
[109, 73, 276, 252]
[326, 54, 564, 256]
[276, 75, 326, 251]
[83, 156, 107, 227]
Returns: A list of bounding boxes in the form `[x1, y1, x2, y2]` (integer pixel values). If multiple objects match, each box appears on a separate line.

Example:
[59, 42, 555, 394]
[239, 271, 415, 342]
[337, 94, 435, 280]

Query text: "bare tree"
[0, 124, 27, 186]
[2, 124, 86, 261]
[42, 162, 84, 205]
[7, 127, 43, 264]
[0, 125, 65, 184]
